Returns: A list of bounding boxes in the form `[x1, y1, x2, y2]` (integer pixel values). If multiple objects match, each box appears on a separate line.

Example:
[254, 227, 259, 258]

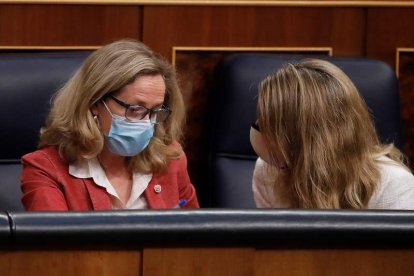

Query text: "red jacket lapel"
[83, 179, 112, 210]
[145, 175, 167, 209]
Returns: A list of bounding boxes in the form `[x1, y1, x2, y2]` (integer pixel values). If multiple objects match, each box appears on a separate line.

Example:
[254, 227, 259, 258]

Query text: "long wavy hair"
[257, 58, 408, 208]
[39, 39, 185, 174]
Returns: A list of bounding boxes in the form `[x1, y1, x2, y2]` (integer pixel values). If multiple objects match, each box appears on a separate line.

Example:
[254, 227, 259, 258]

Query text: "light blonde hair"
[39, 39, 185, 174]
[257, 58, 408, 208]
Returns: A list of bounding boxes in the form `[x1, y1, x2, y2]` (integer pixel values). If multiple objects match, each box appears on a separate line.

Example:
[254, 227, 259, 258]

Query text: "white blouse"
[69, 157, 152, 209]
[252, 156, 414, 210]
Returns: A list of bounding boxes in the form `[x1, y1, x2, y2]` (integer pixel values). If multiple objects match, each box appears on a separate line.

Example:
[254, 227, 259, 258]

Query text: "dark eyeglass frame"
[106, 94, 171, 124]
[251, 122, 260, 132]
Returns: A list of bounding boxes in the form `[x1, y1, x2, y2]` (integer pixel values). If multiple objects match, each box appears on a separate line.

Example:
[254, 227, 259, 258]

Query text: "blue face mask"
[102, 102, 154, 157]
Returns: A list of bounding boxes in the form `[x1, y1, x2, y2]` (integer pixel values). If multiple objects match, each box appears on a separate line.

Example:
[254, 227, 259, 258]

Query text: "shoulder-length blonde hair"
[257, 58, 407, 208]
[39, 39, 185, 174]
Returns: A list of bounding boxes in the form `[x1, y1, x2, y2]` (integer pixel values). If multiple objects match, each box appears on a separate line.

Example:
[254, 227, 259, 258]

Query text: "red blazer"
[21, 146, 199, 211]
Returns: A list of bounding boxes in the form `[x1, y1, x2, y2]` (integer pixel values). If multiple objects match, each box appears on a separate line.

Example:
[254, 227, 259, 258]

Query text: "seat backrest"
[0, 52, 90, 211]
[208, 54, 402, 208]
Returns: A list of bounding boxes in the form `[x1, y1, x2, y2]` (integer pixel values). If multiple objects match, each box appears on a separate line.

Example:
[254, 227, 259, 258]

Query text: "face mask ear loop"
[101, 99, 114, 116]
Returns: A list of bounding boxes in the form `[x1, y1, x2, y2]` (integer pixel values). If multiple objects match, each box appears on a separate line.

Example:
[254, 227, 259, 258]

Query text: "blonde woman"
[250, 59, 414, 209]
[21, 39, 199, 210]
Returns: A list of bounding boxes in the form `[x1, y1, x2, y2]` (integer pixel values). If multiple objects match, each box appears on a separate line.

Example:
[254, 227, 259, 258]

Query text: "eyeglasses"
[251, 122, 260, 132]
[106, 94, 171, 124]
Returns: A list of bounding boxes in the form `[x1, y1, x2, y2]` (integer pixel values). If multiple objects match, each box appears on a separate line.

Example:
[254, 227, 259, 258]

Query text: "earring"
[93, 114, 100, 129]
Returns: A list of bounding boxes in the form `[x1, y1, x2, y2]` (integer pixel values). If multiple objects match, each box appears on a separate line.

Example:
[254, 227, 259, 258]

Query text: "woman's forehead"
[115, 75, 166, 107]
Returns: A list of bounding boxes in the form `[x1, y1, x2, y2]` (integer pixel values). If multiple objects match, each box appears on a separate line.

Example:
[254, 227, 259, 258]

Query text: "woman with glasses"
[250, 59, 414, 209]
[21, 39, 199, 210]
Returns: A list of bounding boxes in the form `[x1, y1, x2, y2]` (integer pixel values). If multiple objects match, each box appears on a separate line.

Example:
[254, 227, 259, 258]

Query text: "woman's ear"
[90, 102, 100, 116]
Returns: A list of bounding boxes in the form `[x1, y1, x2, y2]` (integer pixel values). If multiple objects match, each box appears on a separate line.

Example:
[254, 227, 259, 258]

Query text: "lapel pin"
[154, 184, 162, 193]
